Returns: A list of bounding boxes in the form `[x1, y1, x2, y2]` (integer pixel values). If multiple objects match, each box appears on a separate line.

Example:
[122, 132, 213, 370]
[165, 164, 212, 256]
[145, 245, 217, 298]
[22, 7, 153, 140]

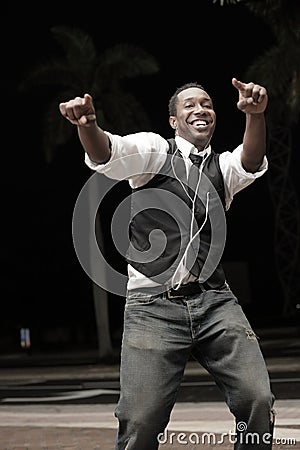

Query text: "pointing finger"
[232, 77, 245, 91]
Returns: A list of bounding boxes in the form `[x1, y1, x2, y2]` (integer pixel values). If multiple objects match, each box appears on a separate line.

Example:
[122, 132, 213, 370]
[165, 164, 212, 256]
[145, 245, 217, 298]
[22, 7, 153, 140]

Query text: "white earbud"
[174, 122, 177, 128]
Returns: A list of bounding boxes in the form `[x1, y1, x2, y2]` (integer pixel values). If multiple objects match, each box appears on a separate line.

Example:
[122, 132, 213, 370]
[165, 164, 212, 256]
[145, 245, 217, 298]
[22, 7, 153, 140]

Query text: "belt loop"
[199, 283, 206, 293]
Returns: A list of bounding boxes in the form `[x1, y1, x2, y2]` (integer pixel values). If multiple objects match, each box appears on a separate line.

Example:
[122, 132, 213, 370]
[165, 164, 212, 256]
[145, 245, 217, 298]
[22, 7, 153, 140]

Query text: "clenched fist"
[59, 93, 96, 127]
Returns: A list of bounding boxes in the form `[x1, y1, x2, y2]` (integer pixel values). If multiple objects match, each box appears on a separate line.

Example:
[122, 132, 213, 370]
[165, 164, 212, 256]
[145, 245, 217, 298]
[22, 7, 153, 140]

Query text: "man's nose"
[194, 104, 206, 114]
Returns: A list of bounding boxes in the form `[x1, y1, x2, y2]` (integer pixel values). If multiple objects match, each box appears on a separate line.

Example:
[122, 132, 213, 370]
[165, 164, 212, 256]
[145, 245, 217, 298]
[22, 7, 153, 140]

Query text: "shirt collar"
[175, 135, 211, 158]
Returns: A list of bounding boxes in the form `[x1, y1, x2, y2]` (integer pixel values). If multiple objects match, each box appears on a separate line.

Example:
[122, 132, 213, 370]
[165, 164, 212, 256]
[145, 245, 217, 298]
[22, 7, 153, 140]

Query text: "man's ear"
[169, 117, 177, 130]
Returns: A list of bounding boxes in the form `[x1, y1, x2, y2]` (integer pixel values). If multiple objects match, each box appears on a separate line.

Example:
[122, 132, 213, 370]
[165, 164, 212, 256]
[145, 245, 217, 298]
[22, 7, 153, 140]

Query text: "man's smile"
[188, 119, 210, 129]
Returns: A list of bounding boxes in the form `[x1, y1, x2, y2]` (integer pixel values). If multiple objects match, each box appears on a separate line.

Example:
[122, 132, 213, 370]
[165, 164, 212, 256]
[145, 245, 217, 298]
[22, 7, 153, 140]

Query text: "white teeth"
[194, 120, 206, 127]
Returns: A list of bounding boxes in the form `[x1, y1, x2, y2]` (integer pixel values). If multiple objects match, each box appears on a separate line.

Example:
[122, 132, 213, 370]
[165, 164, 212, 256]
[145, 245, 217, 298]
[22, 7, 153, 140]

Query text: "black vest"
[126, 138, 227, 288]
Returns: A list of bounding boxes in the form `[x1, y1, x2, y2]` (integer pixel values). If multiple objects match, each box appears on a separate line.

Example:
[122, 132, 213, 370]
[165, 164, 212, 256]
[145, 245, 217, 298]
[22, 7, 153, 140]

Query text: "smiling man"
[59, 78, 276, 450]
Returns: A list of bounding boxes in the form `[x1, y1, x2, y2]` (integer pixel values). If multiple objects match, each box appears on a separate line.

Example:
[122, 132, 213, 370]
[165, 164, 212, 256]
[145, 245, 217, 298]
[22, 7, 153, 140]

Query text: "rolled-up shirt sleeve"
[84, 131, 168, 188]
[219, 144, 268, 210]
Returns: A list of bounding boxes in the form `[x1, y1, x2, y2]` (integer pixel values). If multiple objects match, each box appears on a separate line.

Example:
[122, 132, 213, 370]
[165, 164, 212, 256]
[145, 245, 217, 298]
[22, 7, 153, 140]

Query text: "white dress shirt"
[85, 132, 268, 290]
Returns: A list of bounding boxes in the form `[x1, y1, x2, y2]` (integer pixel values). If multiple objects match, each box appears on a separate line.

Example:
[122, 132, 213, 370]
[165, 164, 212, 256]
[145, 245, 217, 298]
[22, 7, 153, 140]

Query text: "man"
[59, 78, 275, 449]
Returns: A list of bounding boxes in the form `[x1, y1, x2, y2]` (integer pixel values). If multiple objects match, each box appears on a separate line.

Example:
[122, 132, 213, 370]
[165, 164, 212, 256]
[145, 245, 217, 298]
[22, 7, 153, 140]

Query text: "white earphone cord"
[170, 149, 210, 290]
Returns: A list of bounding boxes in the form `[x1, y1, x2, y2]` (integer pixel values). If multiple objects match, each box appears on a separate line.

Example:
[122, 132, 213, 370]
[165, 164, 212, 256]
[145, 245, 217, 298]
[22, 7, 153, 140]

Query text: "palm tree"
[19, 25, 160, 359]
[212, 0, 300, 317]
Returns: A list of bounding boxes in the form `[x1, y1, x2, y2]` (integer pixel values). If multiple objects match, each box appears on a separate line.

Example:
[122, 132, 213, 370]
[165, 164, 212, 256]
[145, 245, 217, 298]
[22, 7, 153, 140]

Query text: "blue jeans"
[114, 285, 275, 449]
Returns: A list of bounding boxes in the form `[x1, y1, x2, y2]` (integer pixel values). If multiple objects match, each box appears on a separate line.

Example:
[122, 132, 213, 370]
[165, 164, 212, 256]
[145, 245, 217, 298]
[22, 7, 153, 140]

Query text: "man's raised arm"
[59, 93, 111, 164]
[232, 77, 268, 173]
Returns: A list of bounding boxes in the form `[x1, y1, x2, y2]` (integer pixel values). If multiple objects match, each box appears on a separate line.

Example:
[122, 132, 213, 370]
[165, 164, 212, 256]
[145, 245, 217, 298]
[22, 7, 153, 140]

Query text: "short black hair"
[168, 82, 206, 116]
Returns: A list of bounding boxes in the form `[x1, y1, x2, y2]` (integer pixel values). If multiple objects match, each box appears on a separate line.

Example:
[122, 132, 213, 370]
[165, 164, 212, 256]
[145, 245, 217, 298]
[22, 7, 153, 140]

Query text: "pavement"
[0, 326, 299, 449]
[1, 399, 300, 449]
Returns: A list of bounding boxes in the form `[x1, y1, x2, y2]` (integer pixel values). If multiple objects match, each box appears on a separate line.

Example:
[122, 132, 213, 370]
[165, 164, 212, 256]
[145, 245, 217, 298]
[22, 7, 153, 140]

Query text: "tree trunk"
[88, 176, 113, 359]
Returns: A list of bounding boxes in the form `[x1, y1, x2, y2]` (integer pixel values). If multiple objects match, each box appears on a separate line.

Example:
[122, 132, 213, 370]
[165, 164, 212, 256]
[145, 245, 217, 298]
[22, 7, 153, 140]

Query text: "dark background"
[1, 2, 299, 361]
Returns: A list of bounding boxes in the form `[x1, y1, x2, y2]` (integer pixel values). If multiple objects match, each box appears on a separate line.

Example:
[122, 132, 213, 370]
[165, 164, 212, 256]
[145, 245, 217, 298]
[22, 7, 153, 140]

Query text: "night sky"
[1, 2, 299, 357]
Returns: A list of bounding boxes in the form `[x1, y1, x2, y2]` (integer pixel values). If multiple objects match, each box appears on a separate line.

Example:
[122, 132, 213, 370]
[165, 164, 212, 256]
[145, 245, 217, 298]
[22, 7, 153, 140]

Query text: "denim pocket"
[125, 290, 160, 307]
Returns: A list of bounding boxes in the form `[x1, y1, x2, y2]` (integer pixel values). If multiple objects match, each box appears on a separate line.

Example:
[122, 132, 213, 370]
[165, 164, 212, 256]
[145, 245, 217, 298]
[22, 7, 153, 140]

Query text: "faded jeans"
[114, 285, 275, 449]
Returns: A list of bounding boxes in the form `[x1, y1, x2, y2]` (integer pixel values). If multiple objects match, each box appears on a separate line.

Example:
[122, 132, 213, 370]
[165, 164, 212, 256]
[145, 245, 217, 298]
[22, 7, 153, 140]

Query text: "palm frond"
[19, 26, 160, 162]
[233, 0, 300, 125]
[19, 60, 85, 93]
[95, 43, 160, 83]
[212, 0, 242, 4]
[243, 0, 300, 40]
[50, 25, 97, 66]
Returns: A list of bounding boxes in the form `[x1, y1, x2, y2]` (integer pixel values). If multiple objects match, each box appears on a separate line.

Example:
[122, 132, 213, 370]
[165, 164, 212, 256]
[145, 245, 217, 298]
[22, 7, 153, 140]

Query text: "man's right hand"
[59, 93, 96, 127]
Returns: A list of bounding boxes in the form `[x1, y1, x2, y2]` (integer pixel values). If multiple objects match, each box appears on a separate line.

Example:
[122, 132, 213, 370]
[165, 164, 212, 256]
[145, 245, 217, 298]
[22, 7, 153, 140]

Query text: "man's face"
[170, 87, 216, 151]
